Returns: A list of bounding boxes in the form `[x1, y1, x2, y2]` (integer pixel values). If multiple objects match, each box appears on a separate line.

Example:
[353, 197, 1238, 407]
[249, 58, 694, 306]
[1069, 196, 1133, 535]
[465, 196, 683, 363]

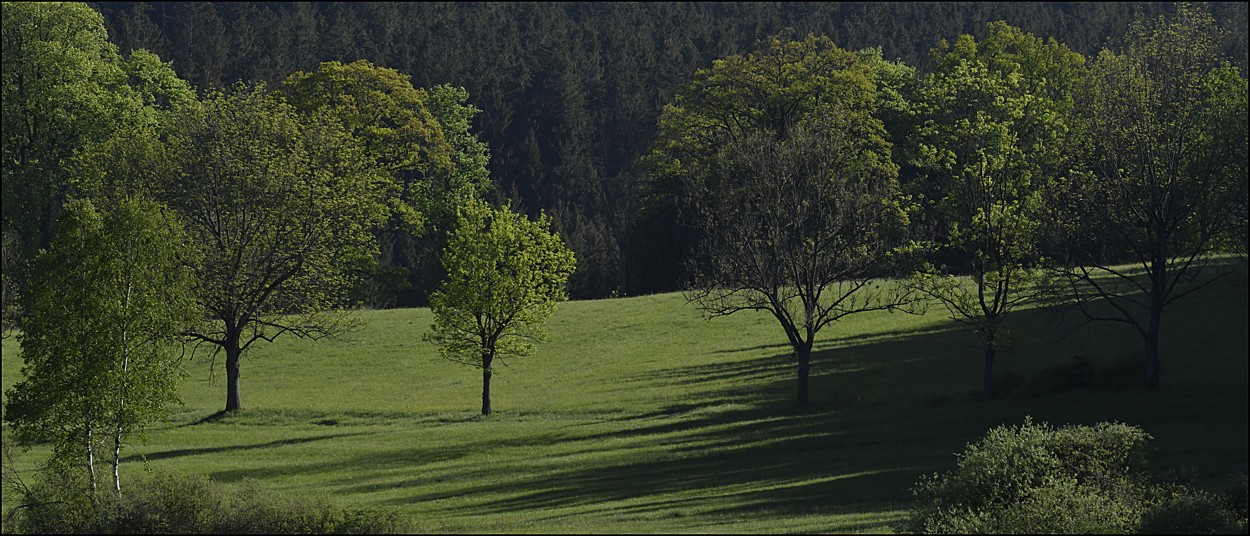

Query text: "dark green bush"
[1219, 471, 1248, 521]
[1138, 484, 1244, 534]
[5, 469, 407, 534]
[4, 467, 103, 534]
[897, 417, 1152, 534]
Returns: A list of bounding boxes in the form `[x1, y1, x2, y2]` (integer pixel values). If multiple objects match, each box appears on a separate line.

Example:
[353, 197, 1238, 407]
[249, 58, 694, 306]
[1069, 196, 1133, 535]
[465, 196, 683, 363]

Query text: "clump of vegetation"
[1139, 484, 1245, 534]
[898, 418, 1247, 534]
[3, 467, 407, 534]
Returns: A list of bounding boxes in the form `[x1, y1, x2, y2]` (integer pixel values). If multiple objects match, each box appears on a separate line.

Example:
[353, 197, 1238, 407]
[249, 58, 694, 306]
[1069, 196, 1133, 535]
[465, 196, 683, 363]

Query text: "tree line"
[83, 1, 1249, 301]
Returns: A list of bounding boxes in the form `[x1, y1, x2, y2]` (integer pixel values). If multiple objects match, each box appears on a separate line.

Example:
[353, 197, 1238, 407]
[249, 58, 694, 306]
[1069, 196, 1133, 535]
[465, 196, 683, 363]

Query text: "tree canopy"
[649, 33, 915, 405]
[5, 196, 198, 494]
[425, 199, 576, 415]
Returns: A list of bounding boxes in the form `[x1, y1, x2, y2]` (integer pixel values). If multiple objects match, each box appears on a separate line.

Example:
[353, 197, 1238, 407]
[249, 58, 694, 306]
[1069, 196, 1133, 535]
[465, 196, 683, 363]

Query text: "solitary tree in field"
[1047, 5, 1249, 389]
[911, 23, 1083, 396]
[646, 33, 913, 406]
[4, 197, 198, 495]
[425, 199, 576, 415]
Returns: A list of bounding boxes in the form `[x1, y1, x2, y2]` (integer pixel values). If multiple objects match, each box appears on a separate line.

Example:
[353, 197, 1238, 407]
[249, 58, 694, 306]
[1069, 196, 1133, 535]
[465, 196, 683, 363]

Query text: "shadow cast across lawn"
[166, 265, 1244, 528]
[359, 274, 1244, 522]
[123, 431, 376, 463]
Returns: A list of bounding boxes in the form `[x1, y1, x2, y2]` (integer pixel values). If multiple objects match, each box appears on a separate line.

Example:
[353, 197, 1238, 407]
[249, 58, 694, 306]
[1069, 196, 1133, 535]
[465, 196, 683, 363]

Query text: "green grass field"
[2, 266, 1247, 533]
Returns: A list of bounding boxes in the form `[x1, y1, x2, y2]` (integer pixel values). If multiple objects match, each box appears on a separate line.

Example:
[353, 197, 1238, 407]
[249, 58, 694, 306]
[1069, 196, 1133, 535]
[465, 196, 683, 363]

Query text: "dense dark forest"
[90, 2, 1249, 303]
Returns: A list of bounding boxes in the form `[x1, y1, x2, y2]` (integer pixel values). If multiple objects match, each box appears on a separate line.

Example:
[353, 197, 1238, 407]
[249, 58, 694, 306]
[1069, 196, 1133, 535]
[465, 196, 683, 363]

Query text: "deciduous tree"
[4, 196, 198, 495]
[425, 200, 575, 415]
[1047, 5, 1249, 389]
[143, 84, 394, 413]
[648, 33, 914, 406]
[911, 22, 1083, 396]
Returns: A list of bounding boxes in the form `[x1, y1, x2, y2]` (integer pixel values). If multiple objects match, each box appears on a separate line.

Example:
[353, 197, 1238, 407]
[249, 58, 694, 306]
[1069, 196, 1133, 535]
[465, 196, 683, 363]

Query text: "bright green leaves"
[911, 23, 1081, 393]
[2, 2, 136, 259]
[426, 200, 576, 369]
[5, 196, 199, 484]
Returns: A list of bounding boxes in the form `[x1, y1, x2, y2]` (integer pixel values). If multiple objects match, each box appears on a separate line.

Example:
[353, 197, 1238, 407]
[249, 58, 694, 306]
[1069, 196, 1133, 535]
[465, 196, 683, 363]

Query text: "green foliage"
[4, 468, 407, 534]
[1139, 484, 1245, 534]
[276, 62, 492, 309]
[277, 59, 454, 234]
[422, 84, 494, 237]
[4, 197, 199, 489]
[119, 49, 197, 115]
[426, 199, 576, 369]
[910, 22, 1084, 394]
[1, 1, 156, 303]
[899, 417, 1152, 533]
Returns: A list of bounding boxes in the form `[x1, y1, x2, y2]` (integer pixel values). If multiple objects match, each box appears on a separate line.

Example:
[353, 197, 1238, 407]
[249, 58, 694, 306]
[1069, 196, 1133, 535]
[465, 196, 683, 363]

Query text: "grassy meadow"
[2, 265, 1247, 533]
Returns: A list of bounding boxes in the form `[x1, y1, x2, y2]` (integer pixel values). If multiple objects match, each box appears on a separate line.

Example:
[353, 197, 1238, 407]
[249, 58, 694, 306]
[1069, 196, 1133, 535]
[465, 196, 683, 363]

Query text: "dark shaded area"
[122, 431, 375, 463]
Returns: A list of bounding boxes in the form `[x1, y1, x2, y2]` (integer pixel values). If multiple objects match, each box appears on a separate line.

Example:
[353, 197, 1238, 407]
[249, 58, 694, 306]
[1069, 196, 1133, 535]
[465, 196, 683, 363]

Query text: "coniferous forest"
[84, 1, 1250, 302]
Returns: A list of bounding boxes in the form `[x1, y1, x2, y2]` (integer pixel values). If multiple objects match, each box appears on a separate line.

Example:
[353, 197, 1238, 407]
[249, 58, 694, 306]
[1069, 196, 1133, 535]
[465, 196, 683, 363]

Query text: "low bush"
[4, 468, 406, 534]
[897, 417, 1151, 534]
[898, 418, 1248, 534]
[1139, 484, 1244, 534]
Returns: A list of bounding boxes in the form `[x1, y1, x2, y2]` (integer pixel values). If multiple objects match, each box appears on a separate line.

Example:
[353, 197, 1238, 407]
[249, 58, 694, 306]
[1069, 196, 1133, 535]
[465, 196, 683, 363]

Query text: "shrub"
[4, 466, 102, 534]
[1138, 484, 1243, 534]
[897, 417, 1152, 534]
[1219, 471, 1248, 521]
[4, 468, 408, 534]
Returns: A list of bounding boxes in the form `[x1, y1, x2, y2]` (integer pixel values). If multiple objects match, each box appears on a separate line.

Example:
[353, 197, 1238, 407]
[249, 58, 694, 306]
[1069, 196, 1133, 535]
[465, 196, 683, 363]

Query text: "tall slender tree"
[911, 22, 1083, 396]
[4, 197, 198, 494]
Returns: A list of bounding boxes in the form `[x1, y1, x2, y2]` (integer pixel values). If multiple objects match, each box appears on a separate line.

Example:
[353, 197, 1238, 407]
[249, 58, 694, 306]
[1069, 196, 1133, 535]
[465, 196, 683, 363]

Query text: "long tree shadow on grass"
[163, 268, 1243, 526]
[122, 431, 376, 463]
[358, 275, 1245, 521]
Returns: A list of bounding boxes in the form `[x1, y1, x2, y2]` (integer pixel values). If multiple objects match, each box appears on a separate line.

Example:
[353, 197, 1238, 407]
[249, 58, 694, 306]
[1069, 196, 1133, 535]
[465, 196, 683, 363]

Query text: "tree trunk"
[114, 317, 130, 495]
[1145, 300, 1162, 389]
[481, 352, 493, 415]
[86, 423, 97, 495]
[225, 333, 243, 413]
[983, 344, 996, 398]
[796, 347, 811, 406]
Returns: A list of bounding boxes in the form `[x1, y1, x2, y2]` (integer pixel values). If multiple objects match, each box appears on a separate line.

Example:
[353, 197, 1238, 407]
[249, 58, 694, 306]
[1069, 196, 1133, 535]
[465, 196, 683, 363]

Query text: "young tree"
[1047, 5, 1249, 389]
[138, 84, 395, 413]
[911, 23, 1083, 396]
[646, 33, 914, 406]
[425, 199, 576, 415]
[4, 197, 198, 495]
